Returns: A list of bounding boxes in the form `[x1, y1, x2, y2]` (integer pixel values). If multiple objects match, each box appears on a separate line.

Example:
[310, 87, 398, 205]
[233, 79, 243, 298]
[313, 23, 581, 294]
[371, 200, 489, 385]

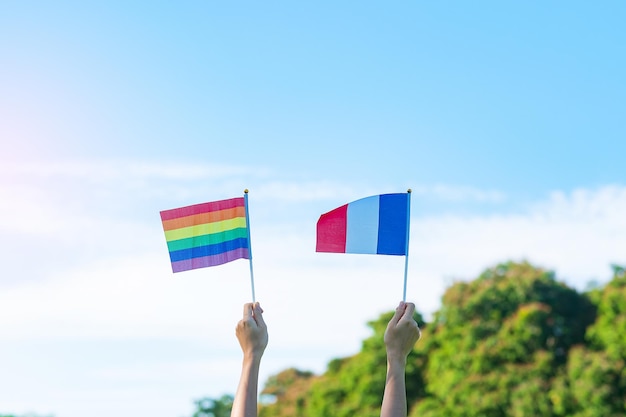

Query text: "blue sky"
[1, 2, 625, 417]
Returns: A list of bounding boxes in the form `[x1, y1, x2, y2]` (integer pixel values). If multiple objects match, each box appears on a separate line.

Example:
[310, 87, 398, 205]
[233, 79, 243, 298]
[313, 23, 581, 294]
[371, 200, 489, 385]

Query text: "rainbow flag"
[316, 193, 410, 255]
[160, 197, 250, 273]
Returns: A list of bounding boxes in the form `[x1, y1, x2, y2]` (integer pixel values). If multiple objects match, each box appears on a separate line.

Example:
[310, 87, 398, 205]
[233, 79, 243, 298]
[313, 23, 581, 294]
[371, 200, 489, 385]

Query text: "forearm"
[381, 357, 408, 417]
[231, 357, 262, 417]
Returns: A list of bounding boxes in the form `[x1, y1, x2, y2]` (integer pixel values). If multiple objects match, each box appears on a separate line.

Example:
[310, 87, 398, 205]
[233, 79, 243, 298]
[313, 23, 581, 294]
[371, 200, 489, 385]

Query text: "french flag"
[316, 193, 410, 255]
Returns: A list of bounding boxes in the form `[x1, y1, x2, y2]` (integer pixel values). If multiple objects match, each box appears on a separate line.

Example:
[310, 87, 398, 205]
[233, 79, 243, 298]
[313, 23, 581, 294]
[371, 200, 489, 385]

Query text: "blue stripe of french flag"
[316, 193, 410, 255]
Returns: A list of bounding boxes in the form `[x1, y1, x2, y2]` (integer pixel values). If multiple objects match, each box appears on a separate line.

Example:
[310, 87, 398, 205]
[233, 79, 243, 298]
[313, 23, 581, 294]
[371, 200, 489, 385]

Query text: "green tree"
[549, 264, 626, 416]
[411, 261, 595, 417]
[192, 394, 233, 417]
[259, 368, 315, 417]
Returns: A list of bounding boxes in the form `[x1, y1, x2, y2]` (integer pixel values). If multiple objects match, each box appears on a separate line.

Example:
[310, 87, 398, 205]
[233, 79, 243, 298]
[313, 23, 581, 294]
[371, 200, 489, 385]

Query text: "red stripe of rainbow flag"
[160, 197, 250, 273]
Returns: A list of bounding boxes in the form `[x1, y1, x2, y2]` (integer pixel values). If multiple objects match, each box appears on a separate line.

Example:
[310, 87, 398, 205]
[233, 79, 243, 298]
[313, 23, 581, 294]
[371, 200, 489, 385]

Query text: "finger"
[253, 302, 266, 327]
[400, 302, 416, 321]
[389, 301, 406, 325]
[243, 303, 254, 321]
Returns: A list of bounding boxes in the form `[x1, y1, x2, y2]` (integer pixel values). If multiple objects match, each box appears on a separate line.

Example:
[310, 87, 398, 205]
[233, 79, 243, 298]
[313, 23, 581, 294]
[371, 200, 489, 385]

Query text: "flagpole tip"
[407, 188, 412, 193]
[244, 189, 249, 194]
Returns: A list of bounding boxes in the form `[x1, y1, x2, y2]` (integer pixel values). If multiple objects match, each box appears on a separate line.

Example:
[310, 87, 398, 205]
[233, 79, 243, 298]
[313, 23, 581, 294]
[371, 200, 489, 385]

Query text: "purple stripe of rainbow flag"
[160, 197, 249, 273]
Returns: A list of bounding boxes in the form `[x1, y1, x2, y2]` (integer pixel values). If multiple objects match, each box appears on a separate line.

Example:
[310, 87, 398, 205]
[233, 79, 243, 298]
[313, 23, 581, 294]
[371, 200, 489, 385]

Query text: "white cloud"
[413, 184, 626, 289]
[0, 254, 251, 341]
[0, 159, 260, 183]
[0, 159, 510, 215]
[411, 183, 507, 203]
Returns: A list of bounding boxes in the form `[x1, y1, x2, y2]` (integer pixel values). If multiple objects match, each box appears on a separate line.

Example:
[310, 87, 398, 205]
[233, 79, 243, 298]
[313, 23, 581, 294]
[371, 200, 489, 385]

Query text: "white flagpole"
[244, 189, 256, 302]
[403, 189, 412, 302]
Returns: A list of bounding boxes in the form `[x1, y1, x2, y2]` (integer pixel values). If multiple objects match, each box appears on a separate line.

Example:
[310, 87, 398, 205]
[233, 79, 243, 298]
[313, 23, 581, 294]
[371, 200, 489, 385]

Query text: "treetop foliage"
[254, 260, 626, 417]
